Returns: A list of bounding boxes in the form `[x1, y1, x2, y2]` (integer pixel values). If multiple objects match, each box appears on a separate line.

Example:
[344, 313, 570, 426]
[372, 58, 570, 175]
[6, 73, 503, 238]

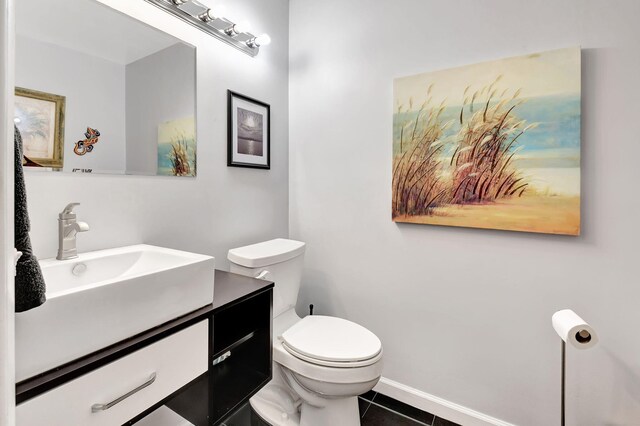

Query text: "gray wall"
[125, 43, 195, 175]
[290, 0, 640, 425]
[24, 0, 289, 268]
[16, 36, 126, 172]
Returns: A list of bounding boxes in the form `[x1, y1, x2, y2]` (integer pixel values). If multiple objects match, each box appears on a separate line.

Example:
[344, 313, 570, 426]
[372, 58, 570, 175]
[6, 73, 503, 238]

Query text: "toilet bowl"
[228, 239, 383, 426]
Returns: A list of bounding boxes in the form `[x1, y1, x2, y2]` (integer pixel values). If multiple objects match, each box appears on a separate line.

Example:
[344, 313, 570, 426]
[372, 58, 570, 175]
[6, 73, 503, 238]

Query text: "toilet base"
[249, 395, 300, 426]
[299, 396, 360, 426]
[250, 391, 361, 426]
[249, 377, 362, 426]
[249, 376, 301, 426]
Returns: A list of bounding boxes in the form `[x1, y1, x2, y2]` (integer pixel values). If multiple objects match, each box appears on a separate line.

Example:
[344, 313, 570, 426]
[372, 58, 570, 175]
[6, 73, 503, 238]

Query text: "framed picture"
[227, 90, 270, 169]
[14, 87, 66, 168]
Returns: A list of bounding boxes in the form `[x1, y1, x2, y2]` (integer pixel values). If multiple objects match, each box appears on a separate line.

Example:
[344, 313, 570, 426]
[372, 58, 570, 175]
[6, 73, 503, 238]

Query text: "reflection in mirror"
[15, 0, 197, 176]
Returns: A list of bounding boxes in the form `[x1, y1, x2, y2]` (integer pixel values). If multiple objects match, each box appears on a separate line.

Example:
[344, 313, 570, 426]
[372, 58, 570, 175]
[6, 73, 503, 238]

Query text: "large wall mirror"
[15, 0, 197, 176]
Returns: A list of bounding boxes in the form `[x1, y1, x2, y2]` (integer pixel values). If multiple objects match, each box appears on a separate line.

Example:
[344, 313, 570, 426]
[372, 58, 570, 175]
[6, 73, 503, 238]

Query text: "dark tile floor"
[359, 391, 461, 426]
[221, 391, 462, 426]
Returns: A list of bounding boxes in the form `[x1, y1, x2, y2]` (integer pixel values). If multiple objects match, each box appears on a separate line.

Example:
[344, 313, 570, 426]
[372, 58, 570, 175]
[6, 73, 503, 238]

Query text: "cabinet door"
[211, 290, 272, 425]
[16, 320, 208, 426]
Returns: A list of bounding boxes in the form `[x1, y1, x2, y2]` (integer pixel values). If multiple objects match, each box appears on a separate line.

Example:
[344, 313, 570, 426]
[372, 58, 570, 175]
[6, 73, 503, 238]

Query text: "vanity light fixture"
[224, 20, 249, 37]
[198, 5, 225, 23]
[144, 0, 270, 57]
[197, 9, 216, 22]
[247, 34, 271, 48]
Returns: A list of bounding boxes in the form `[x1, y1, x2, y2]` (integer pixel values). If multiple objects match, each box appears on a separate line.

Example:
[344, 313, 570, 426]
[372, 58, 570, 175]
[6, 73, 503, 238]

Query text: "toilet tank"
[228, 239, 306, 317]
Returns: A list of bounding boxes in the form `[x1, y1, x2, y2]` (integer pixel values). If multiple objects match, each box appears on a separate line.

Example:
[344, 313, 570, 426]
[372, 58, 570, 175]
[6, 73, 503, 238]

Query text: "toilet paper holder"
[552, 309, 598, 426]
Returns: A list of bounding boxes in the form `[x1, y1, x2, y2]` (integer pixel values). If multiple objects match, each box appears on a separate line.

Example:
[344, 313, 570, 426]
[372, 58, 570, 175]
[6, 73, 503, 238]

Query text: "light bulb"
[198, 5, 225, 21]
[254, 34, 271, 46]
[232, 20, 250, 34]
[14, 117, 20, 124]
[247, 33, 271, 48]
[198, 9, 215, 21]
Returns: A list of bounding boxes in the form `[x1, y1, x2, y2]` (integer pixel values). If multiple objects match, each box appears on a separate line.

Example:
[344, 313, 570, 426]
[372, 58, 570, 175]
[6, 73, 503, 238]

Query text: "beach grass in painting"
[392, 47, 581, 235]
[157, 116, 196, 177]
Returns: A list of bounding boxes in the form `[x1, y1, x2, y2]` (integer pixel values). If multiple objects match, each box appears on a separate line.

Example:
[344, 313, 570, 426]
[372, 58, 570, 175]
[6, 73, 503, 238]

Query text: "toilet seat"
[281, 316, 382, 368]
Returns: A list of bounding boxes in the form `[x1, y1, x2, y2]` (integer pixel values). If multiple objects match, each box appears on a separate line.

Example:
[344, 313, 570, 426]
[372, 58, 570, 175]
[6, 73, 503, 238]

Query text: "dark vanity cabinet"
[16, 270, 273, 426]
[161, 278, 273, 426]
[210, 288, 272, 423]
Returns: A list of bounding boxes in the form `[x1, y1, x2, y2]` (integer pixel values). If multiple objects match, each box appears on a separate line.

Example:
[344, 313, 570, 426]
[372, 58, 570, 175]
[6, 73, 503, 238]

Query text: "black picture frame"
[227, 90, 271, 169]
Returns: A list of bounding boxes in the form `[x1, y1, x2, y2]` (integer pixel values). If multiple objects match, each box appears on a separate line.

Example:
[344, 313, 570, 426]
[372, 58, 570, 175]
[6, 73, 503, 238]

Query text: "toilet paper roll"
[552, 309, 598, 350]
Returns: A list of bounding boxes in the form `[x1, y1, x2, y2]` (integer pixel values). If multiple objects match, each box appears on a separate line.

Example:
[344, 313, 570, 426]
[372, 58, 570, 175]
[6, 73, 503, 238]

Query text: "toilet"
[228, 239, 383, 426]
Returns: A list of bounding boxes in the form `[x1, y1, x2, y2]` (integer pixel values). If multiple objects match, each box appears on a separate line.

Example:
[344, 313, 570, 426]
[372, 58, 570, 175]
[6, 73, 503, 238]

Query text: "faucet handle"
[60, 202, 80, 219]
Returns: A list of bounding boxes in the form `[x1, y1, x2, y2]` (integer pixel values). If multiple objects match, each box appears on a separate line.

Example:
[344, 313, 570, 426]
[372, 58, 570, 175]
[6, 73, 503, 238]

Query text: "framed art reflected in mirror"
[14, 87, 66, 169]
[227, 90, 270, 169]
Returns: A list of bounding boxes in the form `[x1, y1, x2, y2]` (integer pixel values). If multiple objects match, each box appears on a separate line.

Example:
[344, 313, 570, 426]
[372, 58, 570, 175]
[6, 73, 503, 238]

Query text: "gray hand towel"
[14, 125, 46, 312]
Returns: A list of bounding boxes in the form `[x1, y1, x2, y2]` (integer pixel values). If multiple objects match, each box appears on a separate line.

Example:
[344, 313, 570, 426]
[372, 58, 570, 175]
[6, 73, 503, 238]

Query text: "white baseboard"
[373, 377, 516, 426]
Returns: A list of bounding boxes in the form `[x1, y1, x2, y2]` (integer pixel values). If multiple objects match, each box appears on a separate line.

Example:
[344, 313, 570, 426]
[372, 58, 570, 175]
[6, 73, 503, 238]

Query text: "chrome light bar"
[144, 0, 269, 57]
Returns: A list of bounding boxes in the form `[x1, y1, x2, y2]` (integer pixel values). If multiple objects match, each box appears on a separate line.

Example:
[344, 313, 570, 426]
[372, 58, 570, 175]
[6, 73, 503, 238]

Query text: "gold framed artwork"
[14, 87, 66, 168]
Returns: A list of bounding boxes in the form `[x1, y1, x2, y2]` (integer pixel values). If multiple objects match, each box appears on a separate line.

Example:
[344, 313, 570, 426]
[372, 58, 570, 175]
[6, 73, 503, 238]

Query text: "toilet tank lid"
[228, 238, 306, 268]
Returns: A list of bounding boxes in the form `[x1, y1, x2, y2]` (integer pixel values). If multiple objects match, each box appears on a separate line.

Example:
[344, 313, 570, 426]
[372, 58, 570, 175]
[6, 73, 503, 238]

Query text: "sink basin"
[15, 244, 214, 382]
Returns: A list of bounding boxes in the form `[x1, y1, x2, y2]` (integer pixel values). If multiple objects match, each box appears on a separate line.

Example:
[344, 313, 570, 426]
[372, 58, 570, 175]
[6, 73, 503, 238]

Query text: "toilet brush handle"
[309, 304, 314, 315]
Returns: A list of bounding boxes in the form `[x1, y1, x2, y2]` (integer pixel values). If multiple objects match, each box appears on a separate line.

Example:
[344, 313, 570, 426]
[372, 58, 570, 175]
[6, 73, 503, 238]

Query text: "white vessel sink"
[15, 244, 214, 382]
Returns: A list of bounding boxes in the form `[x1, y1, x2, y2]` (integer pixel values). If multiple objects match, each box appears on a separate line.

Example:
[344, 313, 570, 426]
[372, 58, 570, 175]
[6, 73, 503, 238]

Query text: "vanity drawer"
[16, 320, 208, 426]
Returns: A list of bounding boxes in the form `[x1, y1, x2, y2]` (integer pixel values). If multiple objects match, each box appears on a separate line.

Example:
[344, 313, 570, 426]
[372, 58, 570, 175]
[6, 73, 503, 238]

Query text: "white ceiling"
[16, 0, 185, 65]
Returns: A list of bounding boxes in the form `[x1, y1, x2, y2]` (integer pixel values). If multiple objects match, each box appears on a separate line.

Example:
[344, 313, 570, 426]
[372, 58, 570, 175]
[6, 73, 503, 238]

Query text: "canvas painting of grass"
[392, 47, 581, 235]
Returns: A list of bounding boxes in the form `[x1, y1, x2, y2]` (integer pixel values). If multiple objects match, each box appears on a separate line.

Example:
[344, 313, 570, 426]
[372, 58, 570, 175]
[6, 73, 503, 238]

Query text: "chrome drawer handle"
[91, 372, 157, 413]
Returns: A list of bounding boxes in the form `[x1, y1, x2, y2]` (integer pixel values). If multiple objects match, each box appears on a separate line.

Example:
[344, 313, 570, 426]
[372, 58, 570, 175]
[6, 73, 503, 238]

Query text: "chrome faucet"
[56, 203, 90, 260]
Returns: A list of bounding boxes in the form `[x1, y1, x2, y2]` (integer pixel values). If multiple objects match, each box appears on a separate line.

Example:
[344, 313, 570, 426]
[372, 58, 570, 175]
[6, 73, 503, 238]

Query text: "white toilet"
[228, 239, 383, 426]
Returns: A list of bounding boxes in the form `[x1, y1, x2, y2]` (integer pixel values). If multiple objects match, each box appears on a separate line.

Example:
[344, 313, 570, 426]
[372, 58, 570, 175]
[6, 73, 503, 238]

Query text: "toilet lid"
[281, 316, 382, 363]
